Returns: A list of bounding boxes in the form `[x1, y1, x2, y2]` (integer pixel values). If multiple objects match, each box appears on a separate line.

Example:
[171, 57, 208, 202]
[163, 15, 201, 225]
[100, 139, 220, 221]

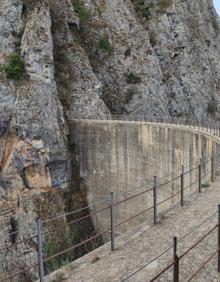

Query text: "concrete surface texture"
[71, 120, 220, 234]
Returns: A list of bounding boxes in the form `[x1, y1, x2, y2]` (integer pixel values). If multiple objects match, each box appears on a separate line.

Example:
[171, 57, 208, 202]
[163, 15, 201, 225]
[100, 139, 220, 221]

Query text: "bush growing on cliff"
[169, 91, 176, 99]
[1, 53, 24, 79]
[98, 36, 113, 55]
[23, 0, 38, 12]
[207, 101, 216, 114]
[149, 32, 157, 46]
[71, 0, 90, 23]
[124, 47, 131, 58]
[126, 72, 142, 84]
[133, 0, 153, 20]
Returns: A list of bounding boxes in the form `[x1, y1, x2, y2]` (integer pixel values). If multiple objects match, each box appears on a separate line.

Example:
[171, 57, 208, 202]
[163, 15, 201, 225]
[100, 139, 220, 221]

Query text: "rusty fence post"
[218, 205, 220, 273]
[110, 192, 115, 251]
[173, 237, 179, 282]
[153, 176, 157, 225]
[199, 158, 202, 193]
[37, 218, 45, 282]
[181, 165, 184, 207]
[211, 156, 215, 182]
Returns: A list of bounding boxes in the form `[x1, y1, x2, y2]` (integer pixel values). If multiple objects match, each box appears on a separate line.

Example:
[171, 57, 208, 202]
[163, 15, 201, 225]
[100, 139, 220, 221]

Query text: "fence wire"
[0, 117, 220, 281]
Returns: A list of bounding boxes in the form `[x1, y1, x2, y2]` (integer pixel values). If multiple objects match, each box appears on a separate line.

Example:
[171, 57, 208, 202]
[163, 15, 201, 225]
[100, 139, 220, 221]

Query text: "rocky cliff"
[0, 0, 220, 279]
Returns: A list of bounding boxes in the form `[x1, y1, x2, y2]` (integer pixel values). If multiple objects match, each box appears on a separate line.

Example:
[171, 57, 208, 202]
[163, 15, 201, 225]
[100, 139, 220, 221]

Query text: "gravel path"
[47, 177, 220, 282]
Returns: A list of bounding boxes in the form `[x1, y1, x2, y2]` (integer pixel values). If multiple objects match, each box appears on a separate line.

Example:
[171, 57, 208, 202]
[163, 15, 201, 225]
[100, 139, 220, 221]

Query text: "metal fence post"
[37, 218, 44, 282]
[218, 205, 220, 273]
[173, 237, 179, 282]
[110, 192, 115, 251]
[153, 176, 157, 225]
[181, 165, 184, 207]
[211, 156, 215, 182]
[199, 158, 202, 193]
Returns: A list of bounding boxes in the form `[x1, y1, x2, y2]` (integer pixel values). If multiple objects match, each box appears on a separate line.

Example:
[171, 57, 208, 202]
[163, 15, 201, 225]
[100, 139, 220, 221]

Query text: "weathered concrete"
[70, 121, 220, 234]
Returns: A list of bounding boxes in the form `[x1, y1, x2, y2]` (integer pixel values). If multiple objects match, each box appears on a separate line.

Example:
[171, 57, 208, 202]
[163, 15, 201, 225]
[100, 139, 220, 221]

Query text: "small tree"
[2, 53, 24, 79]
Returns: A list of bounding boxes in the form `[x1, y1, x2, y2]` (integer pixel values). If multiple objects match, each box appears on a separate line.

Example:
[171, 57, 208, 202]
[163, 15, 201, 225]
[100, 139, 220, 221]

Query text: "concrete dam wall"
[70, 121, 220, 235]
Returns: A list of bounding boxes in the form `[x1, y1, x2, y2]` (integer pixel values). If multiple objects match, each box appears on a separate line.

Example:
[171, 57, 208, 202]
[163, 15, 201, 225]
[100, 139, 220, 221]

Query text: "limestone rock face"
[50, 0, 110, 119]
[0, 0, 71, 201]
[0, 0, 23, 64]
[0, 0, 220, 279]
[0, 3, 71, 278]
[73, 0, 220, 120]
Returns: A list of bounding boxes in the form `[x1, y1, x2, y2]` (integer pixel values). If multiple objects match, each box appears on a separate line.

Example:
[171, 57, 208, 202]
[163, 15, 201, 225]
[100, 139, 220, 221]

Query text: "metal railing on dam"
[1, 117, 220, 282]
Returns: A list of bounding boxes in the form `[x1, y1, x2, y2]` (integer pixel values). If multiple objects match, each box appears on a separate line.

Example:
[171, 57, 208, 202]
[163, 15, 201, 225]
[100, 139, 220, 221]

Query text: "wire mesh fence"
[0, 233, 38, 282]
[41, 196, 111, 275]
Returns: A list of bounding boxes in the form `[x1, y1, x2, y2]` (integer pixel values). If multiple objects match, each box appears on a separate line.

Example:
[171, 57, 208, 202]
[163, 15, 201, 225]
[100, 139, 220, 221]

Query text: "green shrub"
[126, 72, 142, 84]
[54, 50, 69, 65]
[142, 6, 151, 19]
[98, 37, 113, 55]
[133, 0, 153, 20]
[169, 91, 176, 99]
[44, 240, 69, 273]
[1, 53, 24, 79]
[176, 112, 183, 117]
[201, 181, 210, 188]
[207, 101, 216, 114]
[124, 47, 131, 58]
[149, 32, 157, 46]
[23, 0, 38, 12]
[71, 0, 90, 23]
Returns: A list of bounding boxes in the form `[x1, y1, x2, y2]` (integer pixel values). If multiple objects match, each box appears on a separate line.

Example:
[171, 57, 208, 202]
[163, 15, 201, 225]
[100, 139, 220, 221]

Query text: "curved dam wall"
[70, 120, 220, 235]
